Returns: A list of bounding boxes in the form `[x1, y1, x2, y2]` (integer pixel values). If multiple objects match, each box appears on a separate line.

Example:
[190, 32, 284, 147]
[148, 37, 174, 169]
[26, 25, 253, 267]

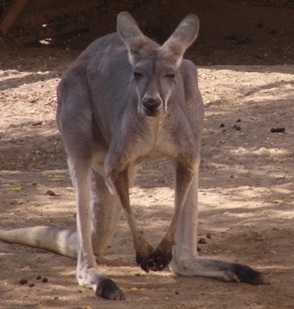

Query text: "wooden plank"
[0, 0, 29, 35]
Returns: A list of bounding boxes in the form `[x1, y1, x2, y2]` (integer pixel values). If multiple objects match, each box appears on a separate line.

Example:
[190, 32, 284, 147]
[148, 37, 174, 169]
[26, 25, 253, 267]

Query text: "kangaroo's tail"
[0, 226, 78, 258]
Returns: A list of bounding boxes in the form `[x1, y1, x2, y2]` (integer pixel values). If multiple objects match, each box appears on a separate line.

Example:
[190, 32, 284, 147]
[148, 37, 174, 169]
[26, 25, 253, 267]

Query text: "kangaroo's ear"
[160, 14, 199, 67]
[117, 11, 148, 65]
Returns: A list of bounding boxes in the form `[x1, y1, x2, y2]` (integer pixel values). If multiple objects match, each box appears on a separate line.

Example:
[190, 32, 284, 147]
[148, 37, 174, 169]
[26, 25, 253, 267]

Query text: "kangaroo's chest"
[132, 128, 179, 163]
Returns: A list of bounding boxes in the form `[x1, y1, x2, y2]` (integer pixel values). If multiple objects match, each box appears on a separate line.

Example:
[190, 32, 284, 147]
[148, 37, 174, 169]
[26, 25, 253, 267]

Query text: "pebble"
[45, 190, 56, 196]
[198, 238, 207, 244]
[270, 127, 285, 133]
[233, 125, 241, 131]
[19, 279, 28, 285]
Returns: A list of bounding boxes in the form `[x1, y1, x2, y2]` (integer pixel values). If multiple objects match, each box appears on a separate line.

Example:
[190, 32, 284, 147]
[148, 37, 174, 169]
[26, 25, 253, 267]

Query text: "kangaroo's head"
[117, 12, 199, 117]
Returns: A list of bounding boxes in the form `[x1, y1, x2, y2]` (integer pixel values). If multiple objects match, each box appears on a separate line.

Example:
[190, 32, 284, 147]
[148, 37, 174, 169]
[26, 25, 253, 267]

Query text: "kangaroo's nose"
[142, 96, 162, 115]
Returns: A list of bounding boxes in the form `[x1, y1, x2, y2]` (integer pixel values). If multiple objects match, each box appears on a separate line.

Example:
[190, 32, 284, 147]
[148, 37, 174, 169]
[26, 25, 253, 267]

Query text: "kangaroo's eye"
[133, 71, 143, 79]
[165, 73, 176, 79]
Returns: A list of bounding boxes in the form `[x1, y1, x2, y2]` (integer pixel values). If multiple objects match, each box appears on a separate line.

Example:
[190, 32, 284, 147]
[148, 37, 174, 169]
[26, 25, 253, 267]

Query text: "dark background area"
[1, 0, 294, 65]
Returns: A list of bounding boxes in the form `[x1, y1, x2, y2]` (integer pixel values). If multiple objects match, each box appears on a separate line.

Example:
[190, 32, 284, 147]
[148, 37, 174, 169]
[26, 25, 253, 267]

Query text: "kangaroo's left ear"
[117, 11, 149, 65]
[160, 14, 199, 67]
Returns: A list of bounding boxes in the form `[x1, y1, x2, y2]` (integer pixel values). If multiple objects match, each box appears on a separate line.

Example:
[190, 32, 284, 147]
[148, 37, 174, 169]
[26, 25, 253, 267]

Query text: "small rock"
[29, 283, 35, 288]
[42, 277, 48, 283]
[36, 275, 42, 280]
[198, 238, 207, 244]
[45, 190, 56, 196]
[270, 127, 285, 133]
[19, 279, 28, 285]
[220, 123, 225, 128]
[233, 125, 241, 131]
[206, 232, 212, 239]
[31, 121, 43, 126]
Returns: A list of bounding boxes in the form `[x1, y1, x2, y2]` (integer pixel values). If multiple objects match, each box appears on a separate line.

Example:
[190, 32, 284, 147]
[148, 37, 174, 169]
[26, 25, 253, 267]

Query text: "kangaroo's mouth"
[143, 107, 161, 117]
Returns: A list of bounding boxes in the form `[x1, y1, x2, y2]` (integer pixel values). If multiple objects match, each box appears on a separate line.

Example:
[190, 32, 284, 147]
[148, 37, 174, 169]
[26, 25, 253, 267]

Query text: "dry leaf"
[272, 200, 284, 204]
[8, 187, 23, 191]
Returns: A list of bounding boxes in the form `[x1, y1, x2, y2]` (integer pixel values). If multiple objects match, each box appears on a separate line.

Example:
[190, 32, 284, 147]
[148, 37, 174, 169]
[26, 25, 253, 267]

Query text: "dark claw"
[136, 244, 154, 273]
[96, 278, 125, 300]
[148, 249, 172, 271]
[140, 260, 150, 273]
[232, 263, 268, 285]
[147, 258, 157, 270]
[136, 253, 150, 273]
[136, 246, 172, 272]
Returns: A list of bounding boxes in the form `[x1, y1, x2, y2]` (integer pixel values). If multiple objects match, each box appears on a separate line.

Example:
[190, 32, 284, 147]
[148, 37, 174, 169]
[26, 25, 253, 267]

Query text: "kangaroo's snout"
[141, 96, 162, 116]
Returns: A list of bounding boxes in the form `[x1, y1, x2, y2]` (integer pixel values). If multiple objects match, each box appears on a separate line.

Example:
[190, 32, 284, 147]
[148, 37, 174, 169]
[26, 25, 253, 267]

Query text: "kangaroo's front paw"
[136, 243, 154, 273]
[147, 247, 173, 271]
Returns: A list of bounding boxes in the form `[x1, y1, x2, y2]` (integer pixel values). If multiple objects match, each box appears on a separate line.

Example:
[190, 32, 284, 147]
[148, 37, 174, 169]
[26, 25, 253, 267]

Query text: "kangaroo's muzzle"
[141, 96, 163, 117]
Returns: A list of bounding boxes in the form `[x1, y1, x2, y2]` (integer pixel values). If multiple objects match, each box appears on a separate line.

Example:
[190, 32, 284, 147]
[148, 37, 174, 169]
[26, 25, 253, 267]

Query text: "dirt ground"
[0, 1, 294, 309]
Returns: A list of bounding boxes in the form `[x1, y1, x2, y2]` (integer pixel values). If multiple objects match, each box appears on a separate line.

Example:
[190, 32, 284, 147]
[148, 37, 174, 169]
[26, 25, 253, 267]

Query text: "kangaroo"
[0, 12, 265, 300]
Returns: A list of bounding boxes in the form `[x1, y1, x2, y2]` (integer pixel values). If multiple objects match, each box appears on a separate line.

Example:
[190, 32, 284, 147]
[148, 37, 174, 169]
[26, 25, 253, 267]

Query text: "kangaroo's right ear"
[161, 14, 199, 67]
[117, 12, 148, 65]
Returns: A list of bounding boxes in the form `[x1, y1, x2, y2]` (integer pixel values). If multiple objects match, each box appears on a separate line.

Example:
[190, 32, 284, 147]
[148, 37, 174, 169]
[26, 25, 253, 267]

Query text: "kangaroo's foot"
[96, 278, 125, 300]
[170, 256, 267, 285]
[77, 267, 125, 300]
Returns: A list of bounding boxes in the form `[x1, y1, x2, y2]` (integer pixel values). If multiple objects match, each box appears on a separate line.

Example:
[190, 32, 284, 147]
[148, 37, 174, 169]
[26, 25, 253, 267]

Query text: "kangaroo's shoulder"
[180, 59, 198, 79]
[60, 33, 128, 84]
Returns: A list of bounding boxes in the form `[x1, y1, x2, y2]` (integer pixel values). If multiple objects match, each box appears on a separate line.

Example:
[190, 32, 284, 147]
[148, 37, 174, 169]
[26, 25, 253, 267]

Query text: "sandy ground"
[0, 46, 293, 308]
[0, 2, 294, 307]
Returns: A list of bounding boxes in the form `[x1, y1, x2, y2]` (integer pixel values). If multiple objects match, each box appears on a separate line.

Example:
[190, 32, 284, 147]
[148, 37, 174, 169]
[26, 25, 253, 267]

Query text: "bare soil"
[0, 1, 293, 308]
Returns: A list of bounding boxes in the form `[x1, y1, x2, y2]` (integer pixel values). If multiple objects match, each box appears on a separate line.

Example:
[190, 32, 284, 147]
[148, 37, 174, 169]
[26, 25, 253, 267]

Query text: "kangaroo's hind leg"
[170, 158, 266, 285]
[58, 76, 125, 300]
[90, 167, 122, 257]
